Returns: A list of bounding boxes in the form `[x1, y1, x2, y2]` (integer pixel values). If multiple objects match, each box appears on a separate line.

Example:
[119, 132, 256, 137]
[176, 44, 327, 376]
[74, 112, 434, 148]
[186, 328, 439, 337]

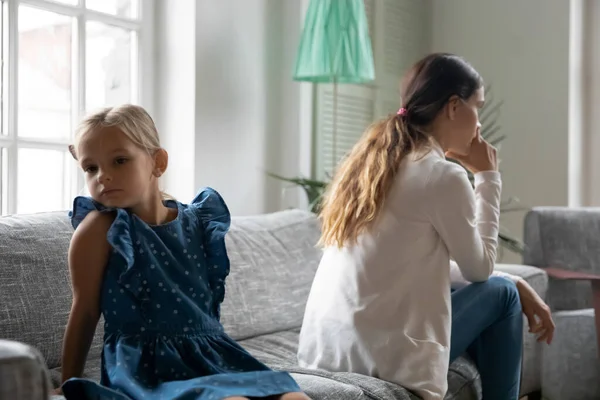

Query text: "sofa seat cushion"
[49, 358, 103, 389]
[240, 329, 481, 400]
[60, 329, 481, 399]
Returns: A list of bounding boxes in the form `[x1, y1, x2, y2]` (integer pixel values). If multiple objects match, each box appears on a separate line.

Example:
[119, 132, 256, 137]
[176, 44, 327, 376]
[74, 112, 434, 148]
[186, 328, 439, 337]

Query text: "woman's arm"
[60, 211, 113, 384]
[429, 165, 501, 282]
[450, 260, 522, 289]
[450, 260, 554, 343]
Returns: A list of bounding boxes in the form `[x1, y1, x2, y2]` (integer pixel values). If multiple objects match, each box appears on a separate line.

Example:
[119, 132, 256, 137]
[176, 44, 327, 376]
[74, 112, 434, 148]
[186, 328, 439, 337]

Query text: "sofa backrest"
[523, 206, 600, 310]
[0, 208, 322, 369]
[0, 211, 104, 371]
[220, 210, 322, 340]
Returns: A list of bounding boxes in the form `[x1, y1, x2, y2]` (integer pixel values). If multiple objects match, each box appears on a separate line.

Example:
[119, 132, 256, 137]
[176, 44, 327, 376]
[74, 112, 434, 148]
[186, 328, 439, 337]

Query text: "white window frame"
[0, 0, 154, 215]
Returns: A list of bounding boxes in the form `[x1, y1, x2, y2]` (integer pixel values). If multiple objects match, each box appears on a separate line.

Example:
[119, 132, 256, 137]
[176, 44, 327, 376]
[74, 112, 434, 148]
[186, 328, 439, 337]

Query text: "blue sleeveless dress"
[61, 188, 301, 400]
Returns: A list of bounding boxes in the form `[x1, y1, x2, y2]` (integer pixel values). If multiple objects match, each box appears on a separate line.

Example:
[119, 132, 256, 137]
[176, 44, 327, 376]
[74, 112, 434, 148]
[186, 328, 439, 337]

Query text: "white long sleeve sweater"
[297, 142, 517, 399]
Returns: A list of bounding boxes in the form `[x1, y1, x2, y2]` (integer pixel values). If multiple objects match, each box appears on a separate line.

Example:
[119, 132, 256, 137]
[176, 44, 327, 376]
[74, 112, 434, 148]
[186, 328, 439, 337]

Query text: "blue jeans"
[450, 276, 523, 400]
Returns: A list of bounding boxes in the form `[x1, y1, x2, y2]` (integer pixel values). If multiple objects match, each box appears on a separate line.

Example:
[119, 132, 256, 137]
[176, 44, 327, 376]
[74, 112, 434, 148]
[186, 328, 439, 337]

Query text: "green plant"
[269, 86, 526, 255]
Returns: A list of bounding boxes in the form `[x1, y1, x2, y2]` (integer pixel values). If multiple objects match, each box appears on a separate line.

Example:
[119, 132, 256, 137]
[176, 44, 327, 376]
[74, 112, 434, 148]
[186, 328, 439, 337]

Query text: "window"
[0, 0, 152, 215]
[313, 0, 432, 179]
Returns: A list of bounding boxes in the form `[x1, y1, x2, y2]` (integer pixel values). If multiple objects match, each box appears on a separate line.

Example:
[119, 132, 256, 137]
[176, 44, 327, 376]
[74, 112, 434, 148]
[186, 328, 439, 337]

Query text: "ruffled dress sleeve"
[190, 187, 231, 317]
[69, 196, 103, 230]
[68, 196, 134, 267]
[68, 196, 143, 304]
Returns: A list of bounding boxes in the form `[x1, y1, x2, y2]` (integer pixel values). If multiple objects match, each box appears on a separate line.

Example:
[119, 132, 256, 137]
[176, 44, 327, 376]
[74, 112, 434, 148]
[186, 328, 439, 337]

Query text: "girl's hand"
[51, 387, 63, 396]
[516, 279, 555, 344]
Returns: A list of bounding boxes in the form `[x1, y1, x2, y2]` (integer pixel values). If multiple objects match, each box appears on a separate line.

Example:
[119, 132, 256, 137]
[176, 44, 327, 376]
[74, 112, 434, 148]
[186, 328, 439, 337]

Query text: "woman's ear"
[446, 95, 460, 120]
[152, 148, 169, 177]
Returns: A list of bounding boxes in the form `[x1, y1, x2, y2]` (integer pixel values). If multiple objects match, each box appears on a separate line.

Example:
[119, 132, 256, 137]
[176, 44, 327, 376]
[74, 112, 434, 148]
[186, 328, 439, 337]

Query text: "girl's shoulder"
[69, 196, 118, 230]
[68, 196, 131, 269]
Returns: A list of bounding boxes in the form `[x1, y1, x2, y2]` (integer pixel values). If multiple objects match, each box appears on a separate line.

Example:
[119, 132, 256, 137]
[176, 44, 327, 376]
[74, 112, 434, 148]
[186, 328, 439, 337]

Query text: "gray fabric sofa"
[0, 206, 592, 399]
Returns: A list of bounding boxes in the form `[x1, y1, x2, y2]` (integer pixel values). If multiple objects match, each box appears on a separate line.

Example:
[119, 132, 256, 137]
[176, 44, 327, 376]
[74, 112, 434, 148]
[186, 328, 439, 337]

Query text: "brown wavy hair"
[319, 53, 483, 248]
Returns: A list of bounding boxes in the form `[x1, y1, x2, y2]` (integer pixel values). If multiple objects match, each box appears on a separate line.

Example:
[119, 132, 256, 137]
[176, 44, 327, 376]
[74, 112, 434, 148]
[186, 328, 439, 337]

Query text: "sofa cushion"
[219, 210, 322, 340]
[240, 329, 481, 400]
[0, 212, 105, 371]
[49, 358, 103, 389]
[52, 328, 480, 399]
[290, 374, 371, 400]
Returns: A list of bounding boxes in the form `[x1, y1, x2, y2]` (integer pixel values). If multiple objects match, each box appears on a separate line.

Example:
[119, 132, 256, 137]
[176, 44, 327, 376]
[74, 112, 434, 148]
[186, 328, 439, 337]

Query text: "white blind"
[315, 84, 375, 175]
[313, 0, 431, 179]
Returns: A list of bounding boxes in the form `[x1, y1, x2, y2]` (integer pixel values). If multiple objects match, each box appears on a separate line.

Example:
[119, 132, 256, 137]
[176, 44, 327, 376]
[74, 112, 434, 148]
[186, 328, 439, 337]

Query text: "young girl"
[297, 53, 555, 400]
[56, 104, 309, 400]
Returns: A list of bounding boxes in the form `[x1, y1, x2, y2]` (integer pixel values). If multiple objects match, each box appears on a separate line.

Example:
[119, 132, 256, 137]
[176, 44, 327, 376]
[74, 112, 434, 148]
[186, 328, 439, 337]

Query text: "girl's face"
[443, 86, 485, 156]
[77, 126, 159, 209]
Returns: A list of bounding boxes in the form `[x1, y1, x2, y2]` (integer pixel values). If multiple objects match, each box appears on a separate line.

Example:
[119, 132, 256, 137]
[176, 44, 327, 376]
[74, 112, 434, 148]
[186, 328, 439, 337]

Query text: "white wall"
[431, 0, 570, 262]
[154, 0, 197, 202]
[193, 0, 310, 216]
[156, 0, 573, 245]
[154, 0, 310, 215]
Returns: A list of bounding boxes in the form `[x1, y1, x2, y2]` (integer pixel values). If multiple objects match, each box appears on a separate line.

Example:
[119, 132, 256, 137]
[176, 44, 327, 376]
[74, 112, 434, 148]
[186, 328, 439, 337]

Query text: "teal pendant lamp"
[293, 0, 375, 172]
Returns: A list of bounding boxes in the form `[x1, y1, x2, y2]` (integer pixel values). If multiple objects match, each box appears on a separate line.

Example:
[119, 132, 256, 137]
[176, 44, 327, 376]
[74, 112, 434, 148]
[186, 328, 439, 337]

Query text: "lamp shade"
[293, 0, 375, 84]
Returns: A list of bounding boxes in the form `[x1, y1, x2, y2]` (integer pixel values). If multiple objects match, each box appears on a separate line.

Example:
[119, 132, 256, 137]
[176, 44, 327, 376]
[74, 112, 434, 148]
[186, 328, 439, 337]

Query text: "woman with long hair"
[297, 53, 554, 400]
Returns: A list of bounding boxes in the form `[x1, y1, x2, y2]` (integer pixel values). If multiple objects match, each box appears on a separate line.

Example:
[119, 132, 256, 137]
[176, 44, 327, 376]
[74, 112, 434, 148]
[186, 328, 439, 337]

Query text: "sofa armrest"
[0, 339, 51, 399]
[542, 267, 600, 358]
[496, 263, 549, 299]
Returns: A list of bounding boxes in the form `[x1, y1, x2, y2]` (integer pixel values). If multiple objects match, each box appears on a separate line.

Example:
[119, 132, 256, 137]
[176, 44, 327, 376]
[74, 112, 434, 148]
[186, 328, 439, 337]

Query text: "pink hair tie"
[397, 107, 407, 116]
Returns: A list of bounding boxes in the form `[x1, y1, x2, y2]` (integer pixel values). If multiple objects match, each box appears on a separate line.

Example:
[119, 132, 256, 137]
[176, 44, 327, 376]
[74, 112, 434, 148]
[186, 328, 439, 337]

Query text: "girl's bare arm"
[60, 211, 113, 384]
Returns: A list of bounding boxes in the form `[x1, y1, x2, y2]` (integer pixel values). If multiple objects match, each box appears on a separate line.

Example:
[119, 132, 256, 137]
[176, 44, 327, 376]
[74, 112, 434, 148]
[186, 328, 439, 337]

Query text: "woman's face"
[444, 86, 485, 156]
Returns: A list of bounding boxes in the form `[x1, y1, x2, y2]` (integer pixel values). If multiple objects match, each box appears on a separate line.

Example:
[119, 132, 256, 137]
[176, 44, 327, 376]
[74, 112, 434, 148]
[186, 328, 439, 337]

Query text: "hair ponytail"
[318, 112, 431, 248]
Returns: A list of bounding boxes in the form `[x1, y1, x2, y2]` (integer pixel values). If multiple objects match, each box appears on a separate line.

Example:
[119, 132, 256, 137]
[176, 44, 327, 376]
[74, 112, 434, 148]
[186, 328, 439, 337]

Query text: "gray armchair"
[522, 207, 600, 400]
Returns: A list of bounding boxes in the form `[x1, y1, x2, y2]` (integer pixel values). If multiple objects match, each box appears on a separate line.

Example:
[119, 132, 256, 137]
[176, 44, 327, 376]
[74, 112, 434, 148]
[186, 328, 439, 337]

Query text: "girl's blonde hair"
[71, 104, 161, 157]
[318, 53, 482, 248]
[70, 104, 173, 200]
